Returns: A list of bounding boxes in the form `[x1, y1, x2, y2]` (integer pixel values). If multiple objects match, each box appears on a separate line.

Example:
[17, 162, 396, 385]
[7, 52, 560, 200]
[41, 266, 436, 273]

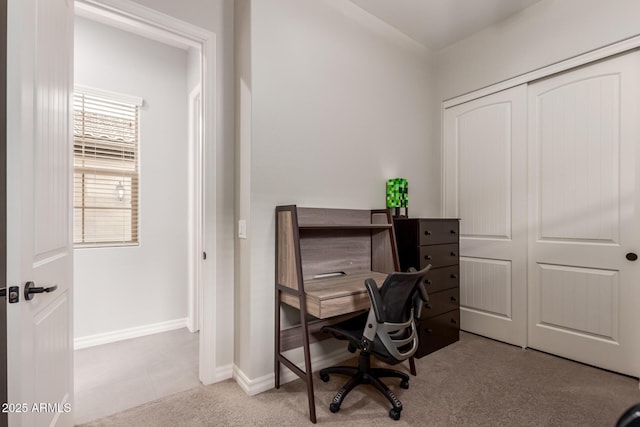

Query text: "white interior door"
[528, 52, 640, 376]
[6, 0, 74, 424]
[443, 84, 528, 347]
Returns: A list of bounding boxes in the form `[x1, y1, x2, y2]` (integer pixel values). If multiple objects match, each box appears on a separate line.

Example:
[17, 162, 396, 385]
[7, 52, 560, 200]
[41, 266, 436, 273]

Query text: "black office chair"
[617, 404, 640, 426]
[319, 266, 431, 421]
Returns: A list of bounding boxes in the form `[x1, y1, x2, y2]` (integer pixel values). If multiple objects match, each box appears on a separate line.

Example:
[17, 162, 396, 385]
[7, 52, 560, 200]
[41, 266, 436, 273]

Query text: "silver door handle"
[24, 281, 58, 300]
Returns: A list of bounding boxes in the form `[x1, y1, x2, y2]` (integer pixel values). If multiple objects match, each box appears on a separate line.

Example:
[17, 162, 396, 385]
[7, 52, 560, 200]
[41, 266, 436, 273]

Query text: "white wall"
[74, 17, 189, 338]
[235, 0, 437, 382]
[234, 0, 252, 377]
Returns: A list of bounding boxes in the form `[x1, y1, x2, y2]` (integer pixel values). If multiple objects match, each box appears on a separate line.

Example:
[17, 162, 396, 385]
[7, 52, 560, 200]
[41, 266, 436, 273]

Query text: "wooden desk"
[274, 206, 400, 424]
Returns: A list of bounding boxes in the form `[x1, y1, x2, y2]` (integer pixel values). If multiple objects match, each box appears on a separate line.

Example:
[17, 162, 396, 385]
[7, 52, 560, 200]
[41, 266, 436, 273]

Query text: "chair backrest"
[363, 266, 431, 362]
[378, 267, 430, 323]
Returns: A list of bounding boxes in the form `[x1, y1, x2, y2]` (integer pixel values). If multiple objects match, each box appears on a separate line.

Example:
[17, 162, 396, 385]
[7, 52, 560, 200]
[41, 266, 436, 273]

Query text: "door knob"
[626, 252, 638, 261]
[24, 281, 58, 301]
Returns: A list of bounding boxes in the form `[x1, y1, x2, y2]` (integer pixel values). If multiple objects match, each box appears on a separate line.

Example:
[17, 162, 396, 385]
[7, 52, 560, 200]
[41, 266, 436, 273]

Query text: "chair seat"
[321, 313, 399, 365]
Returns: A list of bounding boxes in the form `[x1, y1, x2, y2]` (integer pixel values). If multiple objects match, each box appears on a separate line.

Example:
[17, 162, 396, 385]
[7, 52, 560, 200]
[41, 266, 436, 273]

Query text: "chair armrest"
[413, 281, 429, 319]
[364, 278, 384, 323]
[417, 281, 429, 303]
[408, 266, 429, 302]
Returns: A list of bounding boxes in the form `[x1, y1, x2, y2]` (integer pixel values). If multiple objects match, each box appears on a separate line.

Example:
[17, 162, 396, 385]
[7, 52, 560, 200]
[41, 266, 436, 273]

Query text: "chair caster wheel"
[320, 373, 330, 382]
[400, 379, 409, 389]
[329, 403, 340, 413]
[389, 408, 401, 420]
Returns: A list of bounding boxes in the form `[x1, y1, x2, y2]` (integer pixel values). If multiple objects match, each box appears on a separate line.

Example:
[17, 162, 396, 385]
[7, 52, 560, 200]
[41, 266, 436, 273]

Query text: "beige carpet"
[80, 332, 640, 426]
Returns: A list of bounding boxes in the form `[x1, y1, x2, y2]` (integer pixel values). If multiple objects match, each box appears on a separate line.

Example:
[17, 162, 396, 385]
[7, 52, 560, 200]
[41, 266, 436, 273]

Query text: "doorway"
[72, 3, 206, 423]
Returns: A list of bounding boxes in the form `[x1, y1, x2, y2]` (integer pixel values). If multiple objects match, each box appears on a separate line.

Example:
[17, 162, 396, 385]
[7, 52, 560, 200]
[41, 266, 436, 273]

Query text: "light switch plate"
[238, 219, 247, 239]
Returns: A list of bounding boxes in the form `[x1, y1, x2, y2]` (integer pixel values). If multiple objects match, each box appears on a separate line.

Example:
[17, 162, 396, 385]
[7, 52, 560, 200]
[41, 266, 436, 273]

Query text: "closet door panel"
[528, 52, 640, 376]
[443, 84, 527, 347]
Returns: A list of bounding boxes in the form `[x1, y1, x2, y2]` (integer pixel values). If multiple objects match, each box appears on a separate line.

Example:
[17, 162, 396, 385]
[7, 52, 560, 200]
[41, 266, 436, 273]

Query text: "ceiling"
[349, 0, 542, 51]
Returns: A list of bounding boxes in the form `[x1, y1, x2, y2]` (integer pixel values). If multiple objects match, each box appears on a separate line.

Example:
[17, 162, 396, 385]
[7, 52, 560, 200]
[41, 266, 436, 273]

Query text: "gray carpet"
[80, 332, 640, 426]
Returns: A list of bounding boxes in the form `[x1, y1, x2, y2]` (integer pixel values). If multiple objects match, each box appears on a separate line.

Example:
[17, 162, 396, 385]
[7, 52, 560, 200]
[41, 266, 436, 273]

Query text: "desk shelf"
[274, 205, 400, 424]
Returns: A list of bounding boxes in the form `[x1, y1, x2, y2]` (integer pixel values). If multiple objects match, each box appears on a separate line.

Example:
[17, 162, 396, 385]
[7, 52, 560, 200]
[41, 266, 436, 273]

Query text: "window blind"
[73, 91, 140, 246]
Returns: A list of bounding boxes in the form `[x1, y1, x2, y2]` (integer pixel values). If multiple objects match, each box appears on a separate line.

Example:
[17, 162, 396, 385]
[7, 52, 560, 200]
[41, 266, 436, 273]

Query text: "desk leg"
[274, 290, 317, 423]
[300, 301, 317, 423]
[409, 356, 416, 376]
[275, 289, 281, 389]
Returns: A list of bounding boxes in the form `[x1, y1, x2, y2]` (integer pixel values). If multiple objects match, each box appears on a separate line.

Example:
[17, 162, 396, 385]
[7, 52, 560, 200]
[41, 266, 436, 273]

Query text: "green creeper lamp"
[386, 178, 408, 217]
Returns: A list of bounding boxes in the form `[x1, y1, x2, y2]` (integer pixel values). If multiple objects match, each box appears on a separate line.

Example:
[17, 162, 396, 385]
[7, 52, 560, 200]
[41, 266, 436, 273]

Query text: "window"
[73, 88, 141, 247]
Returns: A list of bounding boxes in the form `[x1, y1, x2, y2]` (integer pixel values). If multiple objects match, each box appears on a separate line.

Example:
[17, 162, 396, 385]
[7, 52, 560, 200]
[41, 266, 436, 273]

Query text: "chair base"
[319, 352, 409, 421]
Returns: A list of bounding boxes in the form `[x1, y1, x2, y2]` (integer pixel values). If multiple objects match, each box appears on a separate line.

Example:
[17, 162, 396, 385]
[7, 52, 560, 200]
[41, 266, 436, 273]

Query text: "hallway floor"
[74, 328, 200, 424]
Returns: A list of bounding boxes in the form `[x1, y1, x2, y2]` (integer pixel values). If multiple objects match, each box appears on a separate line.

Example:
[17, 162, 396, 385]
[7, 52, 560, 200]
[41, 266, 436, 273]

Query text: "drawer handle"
[450, 252, 457, 257]
[424, 230, 431, 236]
[424, 279, 432, 285]
[450, 274, 457, 279]
[426, 328, 433, 334]
[450, 229, 457, 235]
[424, 255, 432, 260]
[425, 303, 432, 309]
[450, 296, 457, 303]
[450, 319, 457, 325]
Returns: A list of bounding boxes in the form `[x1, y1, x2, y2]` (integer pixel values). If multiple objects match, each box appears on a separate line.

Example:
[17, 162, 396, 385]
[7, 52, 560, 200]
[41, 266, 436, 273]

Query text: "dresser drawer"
[421, 287, 459, 319]
[422, 265, 459, 293]
[415, 310, 460, 358]
[419, 220, 459, 246]
[419, 243, 459, 269]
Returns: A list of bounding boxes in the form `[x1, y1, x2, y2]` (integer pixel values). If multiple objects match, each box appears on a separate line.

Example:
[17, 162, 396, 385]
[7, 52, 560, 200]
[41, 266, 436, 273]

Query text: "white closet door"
[444, 84, 527, 347]
[528, 52, 640, 376]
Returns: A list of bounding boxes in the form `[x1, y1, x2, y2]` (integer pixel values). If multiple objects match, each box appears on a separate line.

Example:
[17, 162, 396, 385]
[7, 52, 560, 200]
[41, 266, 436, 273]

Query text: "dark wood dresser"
[393, 218, 460, 357]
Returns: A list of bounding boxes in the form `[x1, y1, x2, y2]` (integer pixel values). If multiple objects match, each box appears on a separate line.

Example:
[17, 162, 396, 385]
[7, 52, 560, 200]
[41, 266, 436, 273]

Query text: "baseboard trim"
[214, 364, 234, 382]
[233, 348, 349, 396]
[233, 365, 260, 396]
[74, 318, 188, 350]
